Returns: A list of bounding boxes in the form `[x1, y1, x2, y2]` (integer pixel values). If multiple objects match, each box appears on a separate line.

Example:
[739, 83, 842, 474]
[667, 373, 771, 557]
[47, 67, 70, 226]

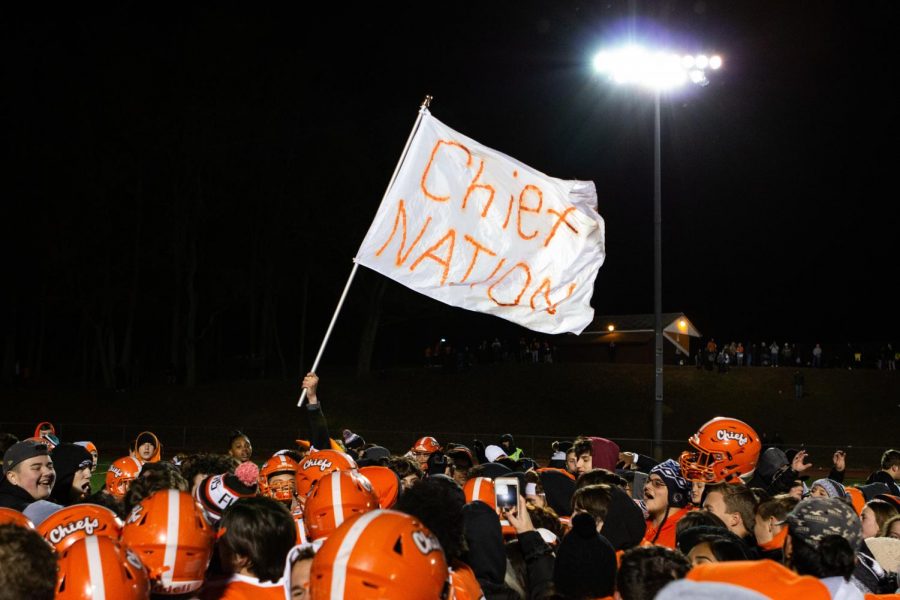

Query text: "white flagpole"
[298, 95, 433, 407]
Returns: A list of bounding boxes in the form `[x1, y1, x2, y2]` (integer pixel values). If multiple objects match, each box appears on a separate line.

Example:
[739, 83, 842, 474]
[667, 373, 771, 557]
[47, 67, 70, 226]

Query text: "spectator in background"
[866, 449, 900, 495]
[794, 371, 805, 400]
[812, 343, 823, 368]
[770, 342, 780, 367]
[736, 342, 745, 367]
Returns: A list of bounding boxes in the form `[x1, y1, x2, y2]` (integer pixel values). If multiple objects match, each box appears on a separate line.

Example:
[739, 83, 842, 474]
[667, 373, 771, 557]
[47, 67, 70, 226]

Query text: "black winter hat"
[357, 445, 391, 467]
[600, 485, 647, 551]
[649, 459, 691, 509]
[553, 512, 617, 598]
[538, 469, 575, 517]
[756, 447, 790, 484]
[50, 444, 93, 478]
[136, 432, 157, 448]
[478, 462, 512, 480]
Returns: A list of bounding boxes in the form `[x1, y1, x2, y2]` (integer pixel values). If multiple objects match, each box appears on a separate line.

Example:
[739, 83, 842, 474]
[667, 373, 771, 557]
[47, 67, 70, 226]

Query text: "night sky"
[4, 2, 897, 382]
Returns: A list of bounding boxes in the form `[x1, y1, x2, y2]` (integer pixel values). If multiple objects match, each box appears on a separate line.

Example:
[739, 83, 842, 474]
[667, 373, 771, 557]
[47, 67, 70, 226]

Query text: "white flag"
[355, 110, 605, 335]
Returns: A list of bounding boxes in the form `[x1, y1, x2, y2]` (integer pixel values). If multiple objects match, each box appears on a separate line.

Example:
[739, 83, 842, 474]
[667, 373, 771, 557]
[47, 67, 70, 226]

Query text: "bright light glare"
[709, 55, 723, 69]
[593, 45, 720, 90]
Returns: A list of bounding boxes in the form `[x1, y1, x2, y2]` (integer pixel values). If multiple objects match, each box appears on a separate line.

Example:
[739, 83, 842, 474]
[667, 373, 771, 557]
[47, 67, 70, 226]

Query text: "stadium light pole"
[592, 47, 721, 459]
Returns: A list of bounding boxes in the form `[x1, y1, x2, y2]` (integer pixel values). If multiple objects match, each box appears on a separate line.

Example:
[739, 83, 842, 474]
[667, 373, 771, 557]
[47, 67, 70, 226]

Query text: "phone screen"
[495, 480, 518, 509]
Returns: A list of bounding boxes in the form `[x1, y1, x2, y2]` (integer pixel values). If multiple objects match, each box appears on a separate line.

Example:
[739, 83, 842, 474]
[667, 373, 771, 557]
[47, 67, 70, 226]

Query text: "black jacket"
[866, 470, 900, 495]
[516, 530, 555, 599]
[304, 403, 332, 452]
[0, 478, 36, 511]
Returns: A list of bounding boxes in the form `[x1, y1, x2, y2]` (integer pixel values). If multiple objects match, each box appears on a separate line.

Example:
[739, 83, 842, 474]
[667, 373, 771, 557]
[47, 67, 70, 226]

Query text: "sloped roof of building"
[583, 313, 702, 338]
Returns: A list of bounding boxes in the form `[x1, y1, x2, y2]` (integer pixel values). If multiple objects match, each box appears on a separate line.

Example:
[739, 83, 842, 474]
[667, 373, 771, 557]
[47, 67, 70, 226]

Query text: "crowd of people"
[1, 374, 900, 599]
[424, 338, 558, 370]
[695, 340, 897, 371]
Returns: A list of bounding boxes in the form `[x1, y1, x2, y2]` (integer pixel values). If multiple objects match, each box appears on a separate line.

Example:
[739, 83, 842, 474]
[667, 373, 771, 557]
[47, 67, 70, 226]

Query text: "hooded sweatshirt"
[33, 421, 59, 447]
[536, 468, 575, 517]
[33, 421, 56, 439]
[587, 437, 620, 471]
[462, 501, 518, 600]
[132, 431, 161, 463]
[600, 486, 647, 551]
[47, 444, 93, 506]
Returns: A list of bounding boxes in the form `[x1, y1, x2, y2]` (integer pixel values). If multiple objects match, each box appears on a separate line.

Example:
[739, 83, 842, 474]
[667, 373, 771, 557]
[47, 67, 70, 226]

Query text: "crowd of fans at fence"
[2, 374, 900, 599]
[422, 336, 897, 372]
[693, 340, 897, 372]
[424, 337, 559, 369]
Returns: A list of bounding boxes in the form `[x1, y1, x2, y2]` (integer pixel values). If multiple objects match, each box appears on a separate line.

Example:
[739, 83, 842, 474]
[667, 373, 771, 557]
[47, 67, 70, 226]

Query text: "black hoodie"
[48, 444, 93, 506]
[600, 485, 646, 551]
[462, 501, 519, 600]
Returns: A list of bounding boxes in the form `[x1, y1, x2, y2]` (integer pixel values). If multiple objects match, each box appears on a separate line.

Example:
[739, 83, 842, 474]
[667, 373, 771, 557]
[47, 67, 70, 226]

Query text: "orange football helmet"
[294, 514, 310, 545]
[358, 466, 400, 509]
[309, 510, 450, 599]
[106, 456, 143, 499]
[121, 489, 214, 596]
[450, 562, 484, 600]
[304, 471, 379, 541]
[55, 535, 149, 599]
[38, 504, 123, 552]
[463, 477, 496, 508]
[259, 454, 300, 502]
[296, 449, 358, 499]
[462, 477, 516, 539]
[0, 507, 34, 528]
[411, 436, 441, 454]
[679, 417, 762, 484]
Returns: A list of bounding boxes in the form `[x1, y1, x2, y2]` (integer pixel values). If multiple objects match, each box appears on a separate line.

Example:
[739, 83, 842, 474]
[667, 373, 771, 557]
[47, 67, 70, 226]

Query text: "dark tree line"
[3, 14, 414, 388]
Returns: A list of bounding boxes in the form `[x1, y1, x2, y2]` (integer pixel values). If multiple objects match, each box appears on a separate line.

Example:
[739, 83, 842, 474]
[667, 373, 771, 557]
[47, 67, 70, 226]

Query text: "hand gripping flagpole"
[298, 95, 433, 407]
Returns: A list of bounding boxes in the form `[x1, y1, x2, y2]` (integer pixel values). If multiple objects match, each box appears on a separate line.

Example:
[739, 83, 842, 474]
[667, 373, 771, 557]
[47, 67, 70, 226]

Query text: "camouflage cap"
[781, 497, 862, 549]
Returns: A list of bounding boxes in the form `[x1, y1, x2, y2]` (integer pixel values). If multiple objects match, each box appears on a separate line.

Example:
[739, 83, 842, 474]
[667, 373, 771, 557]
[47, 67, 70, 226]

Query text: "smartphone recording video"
[494, 477, 519, 510]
